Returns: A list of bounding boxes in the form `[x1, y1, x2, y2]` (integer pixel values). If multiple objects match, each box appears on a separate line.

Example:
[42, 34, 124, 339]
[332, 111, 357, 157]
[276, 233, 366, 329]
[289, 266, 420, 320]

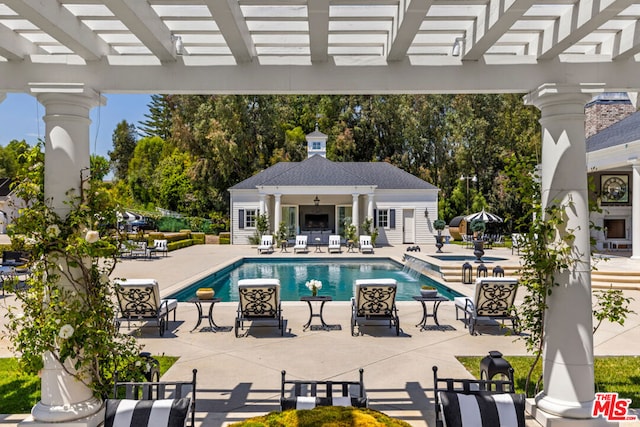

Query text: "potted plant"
[433, 219, 446, 253]
[277, 221, 289, 250]
[420, 285, 438, 298]
[470, 219, 486, 262]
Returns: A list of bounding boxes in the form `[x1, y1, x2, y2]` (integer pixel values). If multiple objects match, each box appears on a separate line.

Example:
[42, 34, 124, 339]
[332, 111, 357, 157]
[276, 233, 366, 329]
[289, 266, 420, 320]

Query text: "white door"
[403, 210, 415, 244]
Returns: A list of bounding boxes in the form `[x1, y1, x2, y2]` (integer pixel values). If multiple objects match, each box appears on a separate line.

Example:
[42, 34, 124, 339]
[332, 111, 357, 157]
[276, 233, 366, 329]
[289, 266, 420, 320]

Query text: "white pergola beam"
[387, 0, 433, 62]
[4, 0, 110, 61]
[538, 0, 637, 60]
[1, 58, 639, 94]
[308, 0, 330, 63]
[464, 0, 536, 60]
[204, 0, 256, 64]
[105, 0, 176, 63]
[613, 20, 640, 60]
[0, 25, 39, 60]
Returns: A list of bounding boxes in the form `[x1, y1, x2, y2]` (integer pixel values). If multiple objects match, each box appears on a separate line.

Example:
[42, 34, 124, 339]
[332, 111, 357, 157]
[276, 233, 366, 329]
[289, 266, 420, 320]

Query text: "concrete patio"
[1, 240, 640, 426]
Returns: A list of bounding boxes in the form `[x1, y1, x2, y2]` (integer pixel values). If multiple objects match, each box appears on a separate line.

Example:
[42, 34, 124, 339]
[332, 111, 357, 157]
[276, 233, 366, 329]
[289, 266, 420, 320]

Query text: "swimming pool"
[168, 258, 461, 302]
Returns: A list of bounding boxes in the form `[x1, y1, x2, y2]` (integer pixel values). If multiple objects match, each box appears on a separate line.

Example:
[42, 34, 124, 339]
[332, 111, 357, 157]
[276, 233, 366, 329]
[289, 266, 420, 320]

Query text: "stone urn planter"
[473, 240, 485, 263]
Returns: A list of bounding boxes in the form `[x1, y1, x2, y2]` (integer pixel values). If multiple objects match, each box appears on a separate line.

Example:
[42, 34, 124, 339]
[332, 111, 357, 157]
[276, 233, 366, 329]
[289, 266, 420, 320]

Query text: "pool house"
[229, 129, 439, 246]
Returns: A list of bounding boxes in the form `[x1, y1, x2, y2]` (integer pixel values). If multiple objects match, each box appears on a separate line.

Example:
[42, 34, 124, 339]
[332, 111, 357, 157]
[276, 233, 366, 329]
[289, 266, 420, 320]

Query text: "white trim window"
[245, 209, 258, 228]
[378, 209, 389, 228]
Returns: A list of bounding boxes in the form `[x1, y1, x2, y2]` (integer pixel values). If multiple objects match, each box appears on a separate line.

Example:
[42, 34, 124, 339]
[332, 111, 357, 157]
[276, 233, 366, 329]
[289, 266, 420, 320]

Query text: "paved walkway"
[1, 241, 640, 426]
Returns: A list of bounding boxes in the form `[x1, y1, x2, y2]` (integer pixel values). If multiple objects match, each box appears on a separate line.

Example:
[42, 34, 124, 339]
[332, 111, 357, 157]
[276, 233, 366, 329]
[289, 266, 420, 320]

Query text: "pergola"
[2, 1, 640, 426]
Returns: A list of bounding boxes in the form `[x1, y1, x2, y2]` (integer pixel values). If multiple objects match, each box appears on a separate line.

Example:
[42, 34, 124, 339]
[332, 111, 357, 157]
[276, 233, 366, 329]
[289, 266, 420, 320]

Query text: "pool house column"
[24, 90, 105, 426]
[367, 193, 374, 221]
[525, 84, 598, 425]
[352, 193, 359, 234]
[273, 193, 282, 233]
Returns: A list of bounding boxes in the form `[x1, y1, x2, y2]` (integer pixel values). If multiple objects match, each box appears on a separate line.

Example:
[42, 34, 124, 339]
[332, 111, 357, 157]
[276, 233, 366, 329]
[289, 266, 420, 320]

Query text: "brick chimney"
[585, 92, 636, 139]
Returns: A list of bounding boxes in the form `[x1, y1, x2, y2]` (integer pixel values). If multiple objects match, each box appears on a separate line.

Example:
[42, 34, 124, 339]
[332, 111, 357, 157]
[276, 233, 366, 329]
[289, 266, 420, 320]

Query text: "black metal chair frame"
[112, 368, 197, 427]
[280, 368, 367, 410]
[115, 282, 177, 336]
[457, 279, 519, 335]
[235, 282, 284, 337]
[351, 283, 400, 336]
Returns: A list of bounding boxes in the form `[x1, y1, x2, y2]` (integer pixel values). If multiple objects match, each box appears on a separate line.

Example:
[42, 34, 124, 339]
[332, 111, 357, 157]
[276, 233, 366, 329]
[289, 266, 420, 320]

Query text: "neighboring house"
[586, 93, 640, 257]
[229, 129, 439, 246]
[0, 178, 14, 234]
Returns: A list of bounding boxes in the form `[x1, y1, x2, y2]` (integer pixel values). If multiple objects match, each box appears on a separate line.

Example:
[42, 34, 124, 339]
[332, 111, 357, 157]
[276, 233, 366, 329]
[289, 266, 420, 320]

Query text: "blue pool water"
[168, 257, 461, 302]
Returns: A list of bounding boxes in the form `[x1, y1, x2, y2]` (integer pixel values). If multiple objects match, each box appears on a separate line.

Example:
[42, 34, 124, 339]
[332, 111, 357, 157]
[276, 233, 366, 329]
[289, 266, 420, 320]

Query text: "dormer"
[305, 126, 328, 158]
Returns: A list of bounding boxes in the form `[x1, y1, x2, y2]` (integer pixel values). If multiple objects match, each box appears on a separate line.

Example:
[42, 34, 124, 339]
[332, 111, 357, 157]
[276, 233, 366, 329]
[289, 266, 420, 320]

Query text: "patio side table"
[189, 297, 222, 332]
[300, 295, 332, 330]
[412, 295, 448, 329]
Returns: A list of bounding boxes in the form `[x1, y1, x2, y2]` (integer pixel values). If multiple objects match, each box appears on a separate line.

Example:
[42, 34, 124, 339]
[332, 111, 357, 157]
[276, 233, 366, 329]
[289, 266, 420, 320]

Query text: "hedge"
[219, 232, 230, 245]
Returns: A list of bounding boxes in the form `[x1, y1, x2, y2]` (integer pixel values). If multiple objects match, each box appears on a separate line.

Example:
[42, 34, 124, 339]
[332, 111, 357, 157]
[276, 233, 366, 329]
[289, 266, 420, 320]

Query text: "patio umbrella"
[465, 209, 503, 223]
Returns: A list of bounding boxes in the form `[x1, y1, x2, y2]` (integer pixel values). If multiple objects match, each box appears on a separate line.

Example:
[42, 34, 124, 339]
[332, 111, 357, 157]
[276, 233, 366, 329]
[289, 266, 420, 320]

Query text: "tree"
[108, 120, 137, 181]
[138, 94, 175, 140]
[127, 136, 166, 206]
[90, 155, 110, 182]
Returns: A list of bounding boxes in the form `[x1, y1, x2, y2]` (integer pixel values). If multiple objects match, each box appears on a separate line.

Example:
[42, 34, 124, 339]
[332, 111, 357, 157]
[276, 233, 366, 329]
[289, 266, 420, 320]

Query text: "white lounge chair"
[328, 235, 342, 253]
[359, 235, 374, 254]
[236, 278, 284, 337]
[257, 235, 274, 254]
[351, 279, 399, 336]
[114, 278, 178, 336]
[454, 277, 519, 335]
[150, 239, 168, 257]
[293, 235, 309, 254]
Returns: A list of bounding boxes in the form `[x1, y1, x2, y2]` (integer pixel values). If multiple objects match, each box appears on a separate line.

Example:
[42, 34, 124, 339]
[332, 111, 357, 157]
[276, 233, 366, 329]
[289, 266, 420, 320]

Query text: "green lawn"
[0, 356, 178, 414]
[457, 355, 640, 407]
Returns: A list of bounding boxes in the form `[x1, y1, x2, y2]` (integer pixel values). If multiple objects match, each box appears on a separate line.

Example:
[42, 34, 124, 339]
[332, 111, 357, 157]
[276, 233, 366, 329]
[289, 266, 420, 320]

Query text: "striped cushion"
[104, 398, 190, 427]
[438, 391, 525, 427]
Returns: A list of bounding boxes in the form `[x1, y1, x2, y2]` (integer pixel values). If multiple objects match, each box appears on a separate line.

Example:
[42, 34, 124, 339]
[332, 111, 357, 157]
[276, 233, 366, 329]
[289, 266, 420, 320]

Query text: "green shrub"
[192, 232, 205, 245]
[229, 406, 412, 427]
[219, 232, 231, 245]
[167, 239, 193, 251]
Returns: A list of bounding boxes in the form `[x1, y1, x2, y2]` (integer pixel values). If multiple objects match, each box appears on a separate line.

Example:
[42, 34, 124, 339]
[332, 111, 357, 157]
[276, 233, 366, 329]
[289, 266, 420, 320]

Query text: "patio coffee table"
[300, 295, 332, 330]
[413, 295, 448, 329]
[189, 297, 222, 332]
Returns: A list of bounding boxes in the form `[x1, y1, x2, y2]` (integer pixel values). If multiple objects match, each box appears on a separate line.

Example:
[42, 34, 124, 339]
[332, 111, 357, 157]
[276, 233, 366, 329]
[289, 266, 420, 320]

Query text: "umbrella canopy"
[465, 209, 503, 223]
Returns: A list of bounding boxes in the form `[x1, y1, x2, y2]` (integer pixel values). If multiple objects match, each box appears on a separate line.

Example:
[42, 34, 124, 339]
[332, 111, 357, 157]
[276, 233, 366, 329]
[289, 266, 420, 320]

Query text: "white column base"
[19, 407, 103, 427]
[527, 399, 616, 427]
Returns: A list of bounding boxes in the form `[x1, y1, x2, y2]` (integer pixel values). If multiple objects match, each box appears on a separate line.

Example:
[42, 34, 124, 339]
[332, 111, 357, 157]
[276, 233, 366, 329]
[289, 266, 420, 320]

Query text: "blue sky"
[0, 93, 152, 158]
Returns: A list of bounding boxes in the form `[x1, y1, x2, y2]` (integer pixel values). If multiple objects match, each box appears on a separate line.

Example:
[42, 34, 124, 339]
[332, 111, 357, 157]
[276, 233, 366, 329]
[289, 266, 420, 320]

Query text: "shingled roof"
[230, 155, 436, 190]
[587, 110, 640, 153]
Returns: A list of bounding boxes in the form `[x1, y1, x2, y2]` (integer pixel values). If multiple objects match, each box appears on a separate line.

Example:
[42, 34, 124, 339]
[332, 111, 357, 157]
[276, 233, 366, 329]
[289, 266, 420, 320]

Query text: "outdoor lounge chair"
[433, 365, 525, 427]
[280, 368, 367, 410]
[257, 235, 274, 254]
[150, 239, 168, 257]
[130, 241, 150, 258]
[359, 235, 374, 254]
[107, 368, 197, 427]
[114, 279, 178, 336]
[351, 279, 400, 336]
[235, 278, 284, 337]
[454, 277, 519, 335]
[293, 235, 309, 254]
[328, 235, 342, 253]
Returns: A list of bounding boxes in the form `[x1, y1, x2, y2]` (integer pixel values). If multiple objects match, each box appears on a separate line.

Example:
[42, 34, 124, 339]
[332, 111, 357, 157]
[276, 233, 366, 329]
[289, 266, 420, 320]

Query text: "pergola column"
[22, 91, 104, 426]
[525, 84, 596, 422]
[629, 160, 640, 259]
[352, 193, 359, 235]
